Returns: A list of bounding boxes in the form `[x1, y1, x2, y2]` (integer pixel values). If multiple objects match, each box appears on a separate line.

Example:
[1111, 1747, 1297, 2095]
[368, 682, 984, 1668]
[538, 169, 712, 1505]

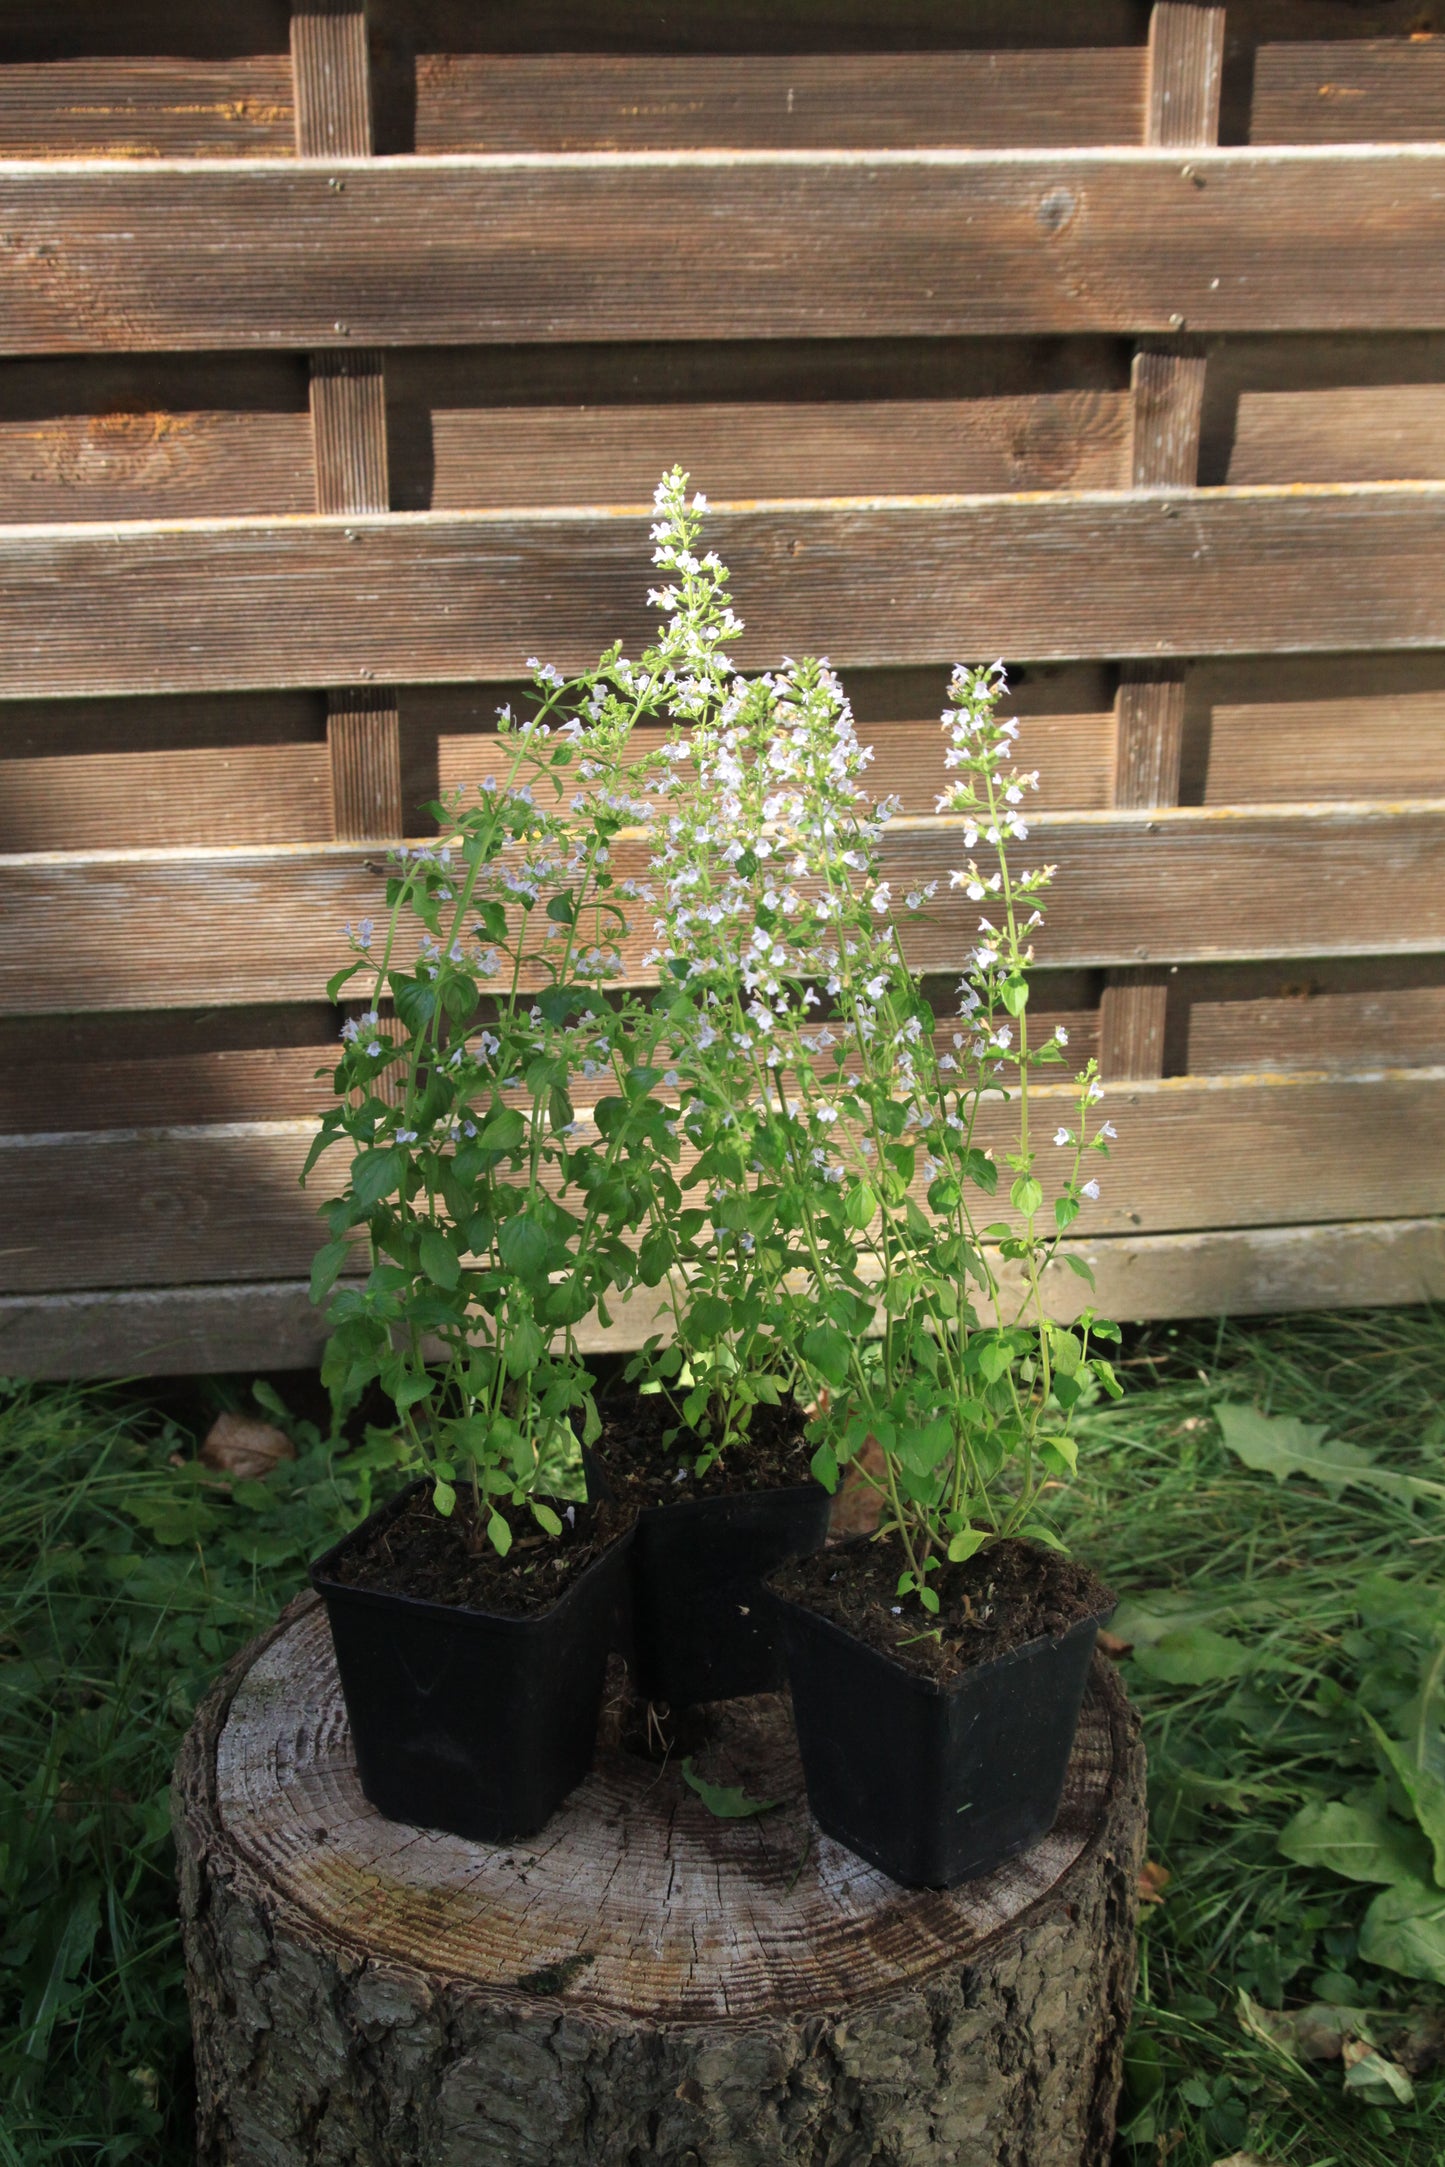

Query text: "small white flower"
[1081, 1178, 1101, 1200]
[1099, 1120, 1117, 1139]
[1054, 1127, 1072, 1146]
[396, 1128, 418, 1143]
[1054, 1025, 1069, 1046]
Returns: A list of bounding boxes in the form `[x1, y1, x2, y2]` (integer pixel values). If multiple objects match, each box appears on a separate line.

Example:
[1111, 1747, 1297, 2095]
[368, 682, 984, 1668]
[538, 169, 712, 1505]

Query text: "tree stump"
[174, 1593, 1145, 2167]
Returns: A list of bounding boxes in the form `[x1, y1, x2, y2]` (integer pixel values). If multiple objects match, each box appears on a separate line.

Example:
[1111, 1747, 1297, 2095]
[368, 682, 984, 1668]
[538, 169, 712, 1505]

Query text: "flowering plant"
[628, 478, 1122, 1607]
[303, 653, 688, 1548]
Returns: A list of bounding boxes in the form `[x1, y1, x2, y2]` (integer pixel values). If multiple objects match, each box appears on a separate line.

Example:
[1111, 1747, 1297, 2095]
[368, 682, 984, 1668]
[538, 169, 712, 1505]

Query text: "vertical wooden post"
[1101, 3, 1224, 1081]
[291, 0, 403, 844]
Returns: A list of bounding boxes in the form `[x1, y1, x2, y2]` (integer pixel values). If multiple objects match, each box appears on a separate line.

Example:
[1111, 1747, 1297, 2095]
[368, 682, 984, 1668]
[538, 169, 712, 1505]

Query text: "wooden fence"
[2, 0, 1443, 1377]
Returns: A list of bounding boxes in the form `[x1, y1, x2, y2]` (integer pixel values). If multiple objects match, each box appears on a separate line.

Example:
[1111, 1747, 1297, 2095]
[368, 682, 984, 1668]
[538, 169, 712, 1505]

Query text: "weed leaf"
[1278, 1796, 1431, 1887]
[1359, 1876, 1445, 1986]
[680, 1758, 779, 1818]
[1216, 1401, 1445, 1503]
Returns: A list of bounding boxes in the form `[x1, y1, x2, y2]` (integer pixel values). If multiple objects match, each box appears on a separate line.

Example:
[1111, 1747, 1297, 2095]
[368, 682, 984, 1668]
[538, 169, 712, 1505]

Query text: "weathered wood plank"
[0, 58, 295, 158]
[6, 1211, 1445, 1377]
[0, 1045, 333, 1134]
[2, 1066, 1442, 1292]
[1196, 678, 1445, 805]
[1187, 984, 1445, 1076]
[1224, 385, 1445, 486]
[425, 394, 1131, 509]
[414, 50, 1147, 153]
[3, 803, 1443, 1015]
[3, 150, 1445, 350]
[0, 488, 1442, 698]
[0, 744, 332, 850]
[0, 411, 314, 522]
[1251, 38, 1445, 145]
[1144, 4, 1224, 149]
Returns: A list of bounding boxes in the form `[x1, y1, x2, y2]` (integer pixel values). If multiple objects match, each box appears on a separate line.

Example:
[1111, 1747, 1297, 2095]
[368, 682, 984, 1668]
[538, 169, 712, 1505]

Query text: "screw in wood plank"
[1168, 312, 1186, 329]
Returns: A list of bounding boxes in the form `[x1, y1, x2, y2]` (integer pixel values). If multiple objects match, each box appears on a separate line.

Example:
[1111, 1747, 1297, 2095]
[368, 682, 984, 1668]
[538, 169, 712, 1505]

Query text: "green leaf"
[1279, 1797, 1431, 1887]
[896, 1416, 953, 1477]
[1060, 1250, 1095, 1287]
[1216, 1401, 1445, 1503]
[1361, 1707, 1445, 1883]
[1359, 1876, 1445, 1986]
[351, 1146, 401, 1209]
[419, 1226, 461, 1290]
[487, 1509, 513, 1557]
[498, 1214, 551, 1275]
[977, 1341, 1011, 1385]
[432, 1479, 457, 1517]
[389, 1372, 434, 1415]
[1010, 1174, 1043, 1219]
[1048, 1328, 1083, 1377]
[478, 1107, 526, 1153]
[947, 1526, 987, 1565]
[310, 1236, 352, 1306]
[800, 1325, 850, 1390]
[810, 1441, 839, 1493]
[1000, 975, 1029, 1017]
[1132, 1625, 1250, 1685]
[531, 1502, 564, 1537]
[680, 1758, 779, 1818]
[1054, 1194, 1080, 1232]
[688, 1292, 731, 1339]
[503, 1315, 545, 1379]
[844, 1180, 878, 1231]
[546, 891, 576, 925]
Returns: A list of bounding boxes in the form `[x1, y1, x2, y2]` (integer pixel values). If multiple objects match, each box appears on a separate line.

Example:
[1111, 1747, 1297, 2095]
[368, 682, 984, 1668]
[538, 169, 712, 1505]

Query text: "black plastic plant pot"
[768, 1581, 1105, 1889]
[309, 1482, 631, 1844]
[585, 1453, 832, 1704]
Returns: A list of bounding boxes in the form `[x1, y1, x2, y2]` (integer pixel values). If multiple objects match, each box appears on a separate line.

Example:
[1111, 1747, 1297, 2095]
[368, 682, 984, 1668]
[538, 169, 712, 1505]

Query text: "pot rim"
[765, 1562, 1110, 1701]
[309, 1477, 630, 1635]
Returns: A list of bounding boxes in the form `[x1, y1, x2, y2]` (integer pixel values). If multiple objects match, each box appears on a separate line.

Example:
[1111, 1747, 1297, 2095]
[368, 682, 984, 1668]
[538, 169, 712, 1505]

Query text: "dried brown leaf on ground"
[199, 1412, 294, 1482]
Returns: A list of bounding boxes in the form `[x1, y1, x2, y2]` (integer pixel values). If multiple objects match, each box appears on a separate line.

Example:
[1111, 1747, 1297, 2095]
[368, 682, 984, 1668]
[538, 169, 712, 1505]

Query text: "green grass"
[2, 1311, 1444, 2165]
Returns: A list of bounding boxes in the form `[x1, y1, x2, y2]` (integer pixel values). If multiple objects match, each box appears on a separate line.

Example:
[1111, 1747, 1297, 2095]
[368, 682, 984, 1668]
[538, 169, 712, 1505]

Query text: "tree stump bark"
[174, 1593, 1145, 2167]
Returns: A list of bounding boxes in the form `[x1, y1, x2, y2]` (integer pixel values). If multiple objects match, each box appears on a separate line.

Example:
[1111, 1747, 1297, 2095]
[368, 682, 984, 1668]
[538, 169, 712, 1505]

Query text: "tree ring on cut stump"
[174, 1593, 1145, 2166]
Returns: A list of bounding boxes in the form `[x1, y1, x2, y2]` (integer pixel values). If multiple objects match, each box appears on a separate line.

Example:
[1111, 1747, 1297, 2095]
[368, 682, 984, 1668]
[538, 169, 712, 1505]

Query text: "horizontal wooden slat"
[0, 745, 332, 850]
[0, 1045, 333, 1134]
[436, 712, 1117, 818]
[414, 51, 1147, 152]
[1224, 385, 1445, 486]
[0, 410, 314, 521]
[0, 689, 326, 760]
[1, 488, 1442, 698]
[1188, 985, 1445, 1075]
[426, 395, 1131, 507]
[7, 1208, 1445, 1377]
[1200, 686, 1445, 804]
[2, 1065, 1442, 1292]
[3, 150, 1445, 351]
[1252, 39, 1445, 145]
[0, 58, 296, 158]
[4, 803, 1443, 1015]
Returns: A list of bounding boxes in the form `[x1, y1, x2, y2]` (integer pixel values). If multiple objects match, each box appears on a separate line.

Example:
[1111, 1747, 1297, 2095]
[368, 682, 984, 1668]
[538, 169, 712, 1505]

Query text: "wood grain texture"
[0, 410, 313, 522]
[414, 49, 1148, 152]
[8, 1214, 1445, 1377]
[1100, 971, 1171, 1081]
[437, 712, 1118, 819]
[1144, 5, 1225, 148]
[1129, 346, 1207, 489]
[1252, 38, 1445, 145]
[0, 58, 295, 158]
[2, 490, 1443, 699]
[1224, 385, 1445, 486]
[326, 687, 402, 839]
[4, 151, 1445, 351]
[425, 394, 1131, 509]
[308, 350, 387, 513]
[1113, 664, 1186, 809]
[5, 803, 1444, 1016]
[0, 744, 332, 850]
[5, 1066, 1445, 1292]
[290, 0, 371, 159]
[173, 1604, 1142, 2167]
[1200, 686, 1445, 804]
[1188, 985, 1445, 1075]
[0, 1046, 333, 1134]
